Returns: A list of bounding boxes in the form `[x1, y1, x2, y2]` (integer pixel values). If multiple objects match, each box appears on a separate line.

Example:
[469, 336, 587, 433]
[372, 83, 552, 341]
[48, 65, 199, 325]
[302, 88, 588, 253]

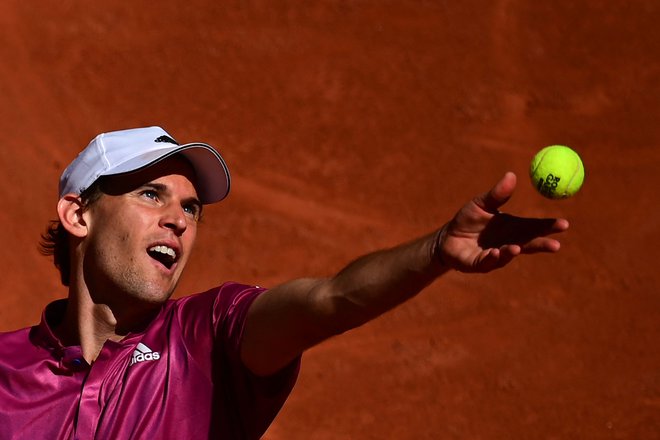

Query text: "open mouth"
[147, 245, 178, 270]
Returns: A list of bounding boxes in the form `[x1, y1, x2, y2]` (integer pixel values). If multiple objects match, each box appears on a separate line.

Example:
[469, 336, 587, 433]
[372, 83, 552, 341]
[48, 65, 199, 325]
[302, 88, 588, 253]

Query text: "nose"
[159, 204, 188, 236]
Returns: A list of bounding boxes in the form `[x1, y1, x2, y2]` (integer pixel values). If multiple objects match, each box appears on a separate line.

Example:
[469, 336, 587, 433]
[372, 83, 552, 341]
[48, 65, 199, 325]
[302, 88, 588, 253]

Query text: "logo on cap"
[155, 135, 179, 145]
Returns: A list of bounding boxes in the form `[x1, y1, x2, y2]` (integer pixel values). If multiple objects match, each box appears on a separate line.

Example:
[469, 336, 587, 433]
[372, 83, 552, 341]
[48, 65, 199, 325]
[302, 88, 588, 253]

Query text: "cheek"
[179, 227, 198, 261]
[90, 232, 134, 261]
[183, 229, 197, 256]
[88, 211, 140, 250]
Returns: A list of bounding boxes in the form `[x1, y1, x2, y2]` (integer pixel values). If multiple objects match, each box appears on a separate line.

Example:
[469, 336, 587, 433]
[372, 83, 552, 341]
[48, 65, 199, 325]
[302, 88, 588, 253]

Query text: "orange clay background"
[1, 1, 659, 438]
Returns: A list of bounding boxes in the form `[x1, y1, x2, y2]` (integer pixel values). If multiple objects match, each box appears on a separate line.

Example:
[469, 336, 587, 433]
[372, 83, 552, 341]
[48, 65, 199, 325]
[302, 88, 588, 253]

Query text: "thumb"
[474, 172, 517, 213]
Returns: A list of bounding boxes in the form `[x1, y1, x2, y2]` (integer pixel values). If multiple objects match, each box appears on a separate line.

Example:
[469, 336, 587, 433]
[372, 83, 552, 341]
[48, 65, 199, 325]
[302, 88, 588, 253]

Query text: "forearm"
[317, 228, 449, 334]
[241, 229, 449, 376]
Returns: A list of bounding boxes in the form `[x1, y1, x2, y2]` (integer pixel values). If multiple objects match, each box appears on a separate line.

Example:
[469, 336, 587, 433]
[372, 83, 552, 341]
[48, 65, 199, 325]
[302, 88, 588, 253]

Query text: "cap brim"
[102, 143, 231, 204]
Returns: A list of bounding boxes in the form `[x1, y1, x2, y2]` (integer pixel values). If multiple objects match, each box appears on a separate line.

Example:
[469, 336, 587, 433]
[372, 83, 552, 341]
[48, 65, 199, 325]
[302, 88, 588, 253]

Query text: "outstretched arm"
[240, 172, 569, 376]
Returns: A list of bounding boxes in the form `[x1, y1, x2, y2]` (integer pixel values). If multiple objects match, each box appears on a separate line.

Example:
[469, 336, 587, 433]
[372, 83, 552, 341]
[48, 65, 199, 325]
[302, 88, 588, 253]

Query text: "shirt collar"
[32, 299, 68, 355]
[30, 299, 89, 370]
[32, 298, 166, 355]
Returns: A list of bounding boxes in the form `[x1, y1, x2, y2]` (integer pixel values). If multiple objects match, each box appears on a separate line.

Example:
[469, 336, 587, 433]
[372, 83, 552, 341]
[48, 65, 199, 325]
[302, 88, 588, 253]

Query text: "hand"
[436, 172, 569, 273]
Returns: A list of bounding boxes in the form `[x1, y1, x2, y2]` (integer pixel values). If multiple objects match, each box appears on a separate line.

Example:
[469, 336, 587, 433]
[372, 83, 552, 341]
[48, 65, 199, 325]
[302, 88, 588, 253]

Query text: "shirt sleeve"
[177, 282, 300, 439]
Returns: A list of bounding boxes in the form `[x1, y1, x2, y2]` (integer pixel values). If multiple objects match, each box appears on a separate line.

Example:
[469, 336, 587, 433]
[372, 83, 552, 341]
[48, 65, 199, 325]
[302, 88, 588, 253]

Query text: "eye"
[141, 189, 159, 201]
[183, 203, 201, 220]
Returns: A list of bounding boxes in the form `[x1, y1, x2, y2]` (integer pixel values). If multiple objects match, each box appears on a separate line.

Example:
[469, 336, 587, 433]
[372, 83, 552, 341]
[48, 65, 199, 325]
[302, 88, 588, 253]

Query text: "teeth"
[149, 245, 176, 259]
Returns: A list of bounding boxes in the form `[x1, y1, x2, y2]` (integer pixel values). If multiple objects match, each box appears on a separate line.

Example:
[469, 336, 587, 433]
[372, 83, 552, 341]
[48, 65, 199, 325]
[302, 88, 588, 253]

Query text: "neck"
[56, 285, 159, 363]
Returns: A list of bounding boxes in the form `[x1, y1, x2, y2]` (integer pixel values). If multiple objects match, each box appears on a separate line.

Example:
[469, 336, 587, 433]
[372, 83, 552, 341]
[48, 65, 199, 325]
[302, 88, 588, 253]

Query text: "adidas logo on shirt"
[130, 342, 161, 366]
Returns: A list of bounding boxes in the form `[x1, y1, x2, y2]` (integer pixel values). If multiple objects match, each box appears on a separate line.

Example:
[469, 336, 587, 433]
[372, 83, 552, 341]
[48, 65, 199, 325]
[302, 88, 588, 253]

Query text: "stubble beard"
[84, 247, 180, 311]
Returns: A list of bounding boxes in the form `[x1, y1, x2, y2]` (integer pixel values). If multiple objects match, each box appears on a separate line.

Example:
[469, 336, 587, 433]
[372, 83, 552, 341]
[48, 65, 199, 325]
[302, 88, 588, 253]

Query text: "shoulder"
[158, 283, 268, 371]
[0, 326, 38, 365]
[172, 282, 266, 322]
[166, 282, 267, 341]
[0, 326, 33, 345]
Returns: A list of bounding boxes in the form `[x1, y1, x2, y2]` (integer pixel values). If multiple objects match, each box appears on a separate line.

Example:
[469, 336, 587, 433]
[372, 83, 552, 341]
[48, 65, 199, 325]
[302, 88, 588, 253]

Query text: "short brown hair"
[39, 180, 106, 286]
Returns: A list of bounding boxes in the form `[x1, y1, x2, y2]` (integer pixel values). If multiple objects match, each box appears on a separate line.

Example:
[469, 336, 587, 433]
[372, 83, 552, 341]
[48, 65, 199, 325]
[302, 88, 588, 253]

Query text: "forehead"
[100, 155, 199, 197]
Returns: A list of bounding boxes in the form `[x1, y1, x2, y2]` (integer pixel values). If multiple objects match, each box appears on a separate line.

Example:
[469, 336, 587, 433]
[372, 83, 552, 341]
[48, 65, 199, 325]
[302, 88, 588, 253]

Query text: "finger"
[500, 244, 522, 258]
[520, 237, 562, 253]
[515, 218, 569, 243]
[554, 218, 570, 232]
[474, 246, 515, 272]
[521, 217, 569, 239]
[474, 248, 500, 272]
[474, 172, 517, 213]
[487, 245, 520, 271]
[477, 214, 567, 250]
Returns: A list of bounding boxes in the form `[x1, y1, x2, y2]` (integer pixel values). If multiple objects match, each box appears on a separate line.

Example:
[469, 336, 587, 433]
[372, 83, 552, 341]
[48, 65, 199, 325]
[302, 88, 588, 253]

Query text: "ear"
[57, 194, 89, 238]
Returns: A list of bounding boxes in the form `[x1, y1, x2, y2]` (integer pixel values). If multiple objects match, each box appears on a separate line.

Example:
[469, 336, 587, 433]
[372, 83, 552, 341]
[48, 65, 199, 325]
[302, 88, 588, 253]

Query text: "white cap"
[59, 126, 231, 204]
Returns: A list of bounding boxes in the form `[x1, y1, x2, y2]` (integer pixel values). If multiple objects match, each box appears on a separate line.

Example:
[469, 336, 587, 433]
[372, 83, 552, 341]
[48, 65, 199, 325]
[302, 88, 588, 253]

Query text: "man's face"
[80, 156, 202, 308]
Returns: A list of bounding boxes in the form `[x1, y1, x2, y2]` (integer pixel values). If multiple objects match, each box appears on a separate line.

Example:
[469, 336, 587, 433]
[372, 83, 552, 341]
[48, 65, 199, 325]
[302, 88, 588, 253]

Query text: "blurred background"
[1, 1, 659, 438]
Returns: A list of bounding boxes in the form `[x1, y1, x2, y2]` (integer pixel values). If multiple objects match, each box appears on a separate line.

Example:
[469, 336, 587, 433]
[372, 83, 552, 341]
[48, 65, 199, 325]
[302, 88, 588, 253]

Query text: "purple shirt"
[0, 282, 299, 439]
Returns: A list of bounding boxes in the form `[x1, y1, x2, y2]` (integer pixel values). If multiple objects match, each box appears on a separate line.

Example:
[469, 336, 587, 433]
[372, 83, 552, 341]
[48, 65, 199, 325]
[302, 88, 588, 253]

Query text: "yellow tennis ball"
[529, 145, 585, 199]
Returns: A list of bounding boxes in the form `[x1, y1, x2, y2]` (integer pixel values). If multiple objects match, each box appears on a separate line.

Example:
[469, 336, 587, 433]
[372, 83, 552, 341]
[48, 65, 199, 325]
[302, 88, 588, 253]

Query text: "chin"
[124, 281, 178, 307]
[142, 288, 177, 304]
